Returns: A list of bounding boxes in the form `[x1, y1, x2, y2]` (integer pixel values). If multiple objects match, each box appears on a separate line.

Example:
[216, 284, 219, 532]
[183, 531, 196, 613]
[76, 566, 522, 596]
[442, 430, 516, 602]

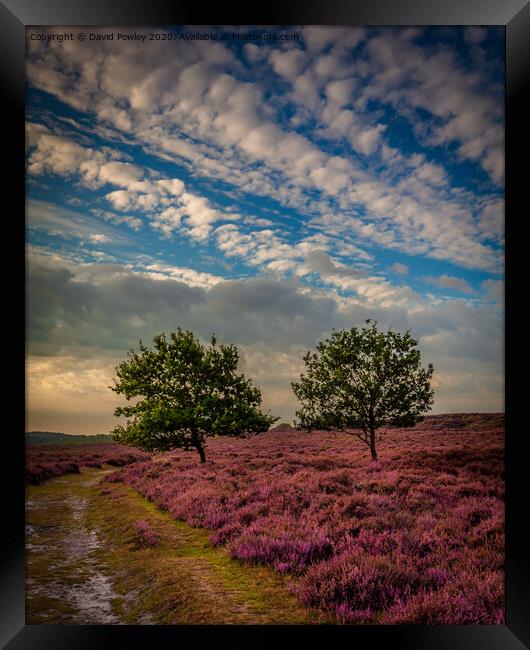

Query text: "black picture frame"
[5, 0, 529, 647]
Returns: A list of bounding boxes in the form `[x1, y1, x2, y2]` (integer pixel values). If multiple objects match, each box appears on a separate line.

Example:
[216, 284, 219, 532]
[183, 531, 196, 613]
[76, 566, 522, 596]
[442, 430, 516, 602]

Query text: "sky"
[26, 26, 504, 434]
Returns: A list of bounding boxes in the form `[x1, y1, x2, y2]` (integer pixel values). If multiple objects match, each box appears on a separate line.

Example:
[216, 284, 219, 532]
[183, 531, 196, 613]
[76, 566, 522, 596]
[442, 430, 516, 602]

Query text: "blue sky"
[26, 26, 504, 433]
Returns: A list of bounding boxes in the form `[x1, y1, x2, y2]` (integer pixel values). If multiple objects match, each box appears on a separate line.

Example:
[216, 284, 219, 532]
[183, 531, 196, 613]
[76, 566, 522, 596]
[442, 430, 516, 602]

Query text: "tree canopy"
[110, 329, 278, 462]
[292, 320, 434, 460]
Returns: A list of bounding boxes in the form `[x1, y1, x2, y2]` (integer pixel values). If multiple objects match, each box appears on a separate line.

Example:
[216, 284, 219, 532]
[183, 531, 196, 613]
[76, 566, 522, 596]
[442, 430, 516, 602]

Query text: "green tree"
[110, 329, 278, 463]
[292, 320, 434, 461]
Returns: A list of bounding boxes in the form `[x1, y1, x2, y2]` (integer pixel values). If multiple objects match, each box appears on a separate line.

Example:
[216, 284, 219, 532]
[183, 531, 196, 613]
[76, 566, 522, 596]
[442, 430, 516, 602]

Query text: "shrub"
[25, 443, 150, 485]
[133, 520, 159, 548]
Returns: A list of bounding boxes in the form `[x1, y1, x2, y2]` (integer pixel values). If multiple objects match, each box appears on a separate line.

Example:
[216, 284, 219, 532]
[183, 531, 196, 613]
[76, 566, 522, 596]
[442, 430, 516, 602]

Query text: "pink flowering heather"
[26, 443, 150, 484]
[134, 519, 159, 548]
[105, 413, 504, 624]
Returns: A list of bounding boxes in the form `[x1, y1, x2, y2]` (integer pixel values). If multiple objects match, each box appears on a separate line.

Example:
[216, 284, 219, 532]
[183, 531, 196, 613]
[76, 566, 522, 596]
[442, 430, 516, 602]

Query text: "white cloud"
[88, 233, 110, 244]
[91, 208, 143, 231]
[97, 161, 145, 188]
[481, 279, 503, 304]
[301, 26, 365, 55]
[477, 199, 504, 243]
[27, 31, 503, 273]
[27, 124, 238, 242]
[360, 31, 504, 183]
[423, 274, 476, 295]
[391, 262, 409, 275]
[304, 250, 365, 279]
[244, 43, 265, 64]
[353, 123, 387, 155]
[26, 124, 101, 177]
[325, 78, 357, 106]
[143, 263, 224, 288]
[156, 178, 185, 196]
[105, 189, 137, 211]
[415, 162, 448, 187]
[269, 48, 305, 80]
[27, 199, 136, 245]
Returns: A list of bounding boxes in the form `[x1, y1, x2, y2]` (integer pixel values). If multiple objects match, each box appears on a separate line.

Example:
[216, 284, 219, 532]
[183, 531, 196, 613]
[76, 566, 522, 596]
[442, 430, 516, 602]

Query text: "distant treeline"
[26, 431, 113, 445]
[26, 413, 503, 445]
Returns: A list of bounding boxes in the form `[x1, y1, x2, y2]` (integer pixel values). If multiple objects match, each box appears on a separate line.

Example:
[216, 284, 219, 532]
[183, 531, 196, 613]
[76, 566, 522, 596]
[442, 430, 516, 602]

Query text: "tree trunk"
[191, 429, 207, 463]
[195, 441, 206, 463]
[369, 427, 377, 461]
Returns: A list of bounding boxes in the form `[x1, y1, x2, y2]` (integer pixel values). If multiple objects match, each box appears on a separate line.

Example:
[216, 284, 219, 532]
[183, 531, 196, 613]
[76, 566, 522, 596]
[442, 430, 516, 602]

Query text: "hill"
[272, 413, 504, 434]
[415, 412, 504, 430]
[26, 431, 113, 445]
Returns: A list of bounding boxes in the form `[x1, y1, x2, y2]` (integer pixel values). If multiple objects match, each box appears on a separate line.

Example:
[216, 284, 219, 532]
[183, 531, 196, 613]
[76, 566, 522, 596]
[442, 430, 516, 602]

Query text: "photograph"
[24, 23, 507, 627]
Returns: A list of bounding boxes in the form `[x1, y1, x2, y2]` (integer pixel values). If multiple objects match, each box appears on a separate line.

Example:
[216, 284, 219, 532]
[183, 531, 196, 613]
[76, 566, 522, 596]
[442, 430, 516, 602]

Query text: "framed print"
[3, 0, 529, 647]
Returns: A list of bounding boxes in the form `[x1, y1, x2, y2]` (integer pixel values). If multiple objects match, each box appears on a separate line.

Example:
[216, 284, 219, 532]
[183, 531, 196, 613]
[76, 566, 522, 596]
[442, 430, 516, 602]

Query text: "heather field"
[25, 443, 150, 485]
[105, 413, 504, 624]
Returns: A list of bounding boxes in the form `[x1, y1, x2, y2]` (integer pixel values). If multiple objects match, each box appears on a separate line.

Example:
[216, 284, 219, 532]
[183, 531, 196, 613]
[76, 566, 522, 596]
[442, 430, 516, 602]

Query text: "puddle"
[70, 573, 121, 624]
[63, 496, 100, 557]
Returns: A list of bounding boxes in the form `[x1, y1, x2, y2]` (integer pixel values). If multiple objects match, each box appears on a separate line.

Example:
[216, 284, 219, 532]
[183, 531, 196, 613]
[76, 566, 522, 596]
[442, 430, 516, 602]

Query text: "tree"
[291, 320, 434, 461]
[110, 329, 278, 463]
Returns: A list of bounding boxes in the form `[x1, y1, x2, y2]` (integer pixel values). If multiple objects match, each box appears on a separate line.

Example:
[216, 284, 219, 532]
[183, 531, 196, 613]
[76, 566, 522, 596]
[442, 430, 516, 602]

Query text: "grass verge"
[27, 467, 323, 624]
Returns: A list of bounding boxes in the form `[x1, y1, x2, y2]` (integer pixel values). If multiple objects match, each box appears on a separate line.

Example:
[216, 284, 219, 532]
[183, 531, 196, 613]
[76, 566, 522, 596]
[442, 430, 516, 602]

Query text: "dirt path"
[26, 469, 122, 624]
[26, 467, 320, 624]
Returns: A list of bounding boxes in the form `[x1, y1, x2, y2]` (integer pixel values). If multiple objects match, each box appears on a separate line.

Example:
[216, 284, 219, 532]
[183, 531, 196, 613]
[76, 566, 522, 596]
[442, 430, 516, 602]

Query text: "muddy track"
[26, 467, 318, 625]
[26, 470, 122, 624]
